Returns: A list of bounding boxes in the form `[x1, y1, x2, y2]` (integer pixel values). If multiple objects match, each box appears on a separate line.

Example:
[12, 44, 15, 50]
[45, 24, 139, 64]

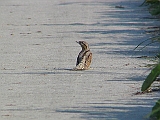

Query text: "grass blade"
[141, 64, 160, 91]
[150, 99, 160, 119]
[134, 35, 160, 50]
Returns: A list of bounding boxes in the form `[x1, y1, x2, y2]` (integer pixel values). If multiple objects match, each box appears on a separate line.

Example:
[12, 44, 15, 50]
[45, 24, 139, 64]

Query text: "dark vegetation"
[137, 0, 160, 119]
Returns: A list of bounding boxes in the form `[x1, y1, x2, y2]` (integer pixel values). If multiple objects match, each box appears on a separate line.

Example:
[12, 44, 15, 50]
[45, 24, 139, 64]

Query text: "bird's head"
[76, 41, 89, 51]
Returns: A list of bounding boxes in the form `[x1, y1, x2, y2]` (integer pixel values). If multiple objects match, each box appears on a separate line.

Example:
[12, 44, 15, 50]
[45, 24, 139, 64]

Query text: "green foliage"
[149, 3, 160, 15]
[141, 64, 160, 91]
[139, 1, 160, 120]
[134, 36, 160, 50]
[134, 36, 160, 92]
[141, 0, 160, 15]
[141, 0, 159, 6]
[145, 0, 159, 4]
[150, 99, 160, 120]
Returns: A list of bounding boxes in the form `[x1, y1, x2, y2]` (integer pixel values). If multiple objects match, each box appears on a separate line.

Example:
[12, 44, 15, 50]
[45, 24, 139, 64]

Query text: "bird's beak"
[76, 41, 79, 44]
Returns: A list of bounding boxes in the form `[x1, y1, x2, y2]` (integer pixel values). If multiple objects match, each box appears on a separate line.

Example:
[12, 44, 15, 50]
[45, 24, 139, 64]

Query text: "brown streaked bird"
[73, 41, 92, 70]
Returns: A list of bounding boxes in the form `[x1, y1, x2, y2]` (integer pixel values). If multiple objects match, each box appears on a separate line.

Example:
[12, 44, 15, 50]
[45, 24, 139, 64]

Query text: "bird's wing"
[76, 51, 83, 66]
[75, 50, 92, 70]
[74, 56, 86, 70]
[85, 52, 92, 68]
[76, 56, 80, 66]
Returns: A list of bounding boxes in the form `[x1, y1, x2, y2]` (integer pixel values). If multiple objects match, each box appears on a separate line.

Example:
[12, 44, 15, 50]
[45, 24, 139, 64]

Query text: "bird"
[73, 41, 92, 70]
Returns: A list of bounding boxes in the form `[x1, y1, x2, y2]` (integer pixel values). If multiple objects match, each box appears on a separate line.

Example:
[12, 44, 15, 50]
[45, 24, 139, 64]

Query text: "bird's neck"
[82, 47, 89, 51]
